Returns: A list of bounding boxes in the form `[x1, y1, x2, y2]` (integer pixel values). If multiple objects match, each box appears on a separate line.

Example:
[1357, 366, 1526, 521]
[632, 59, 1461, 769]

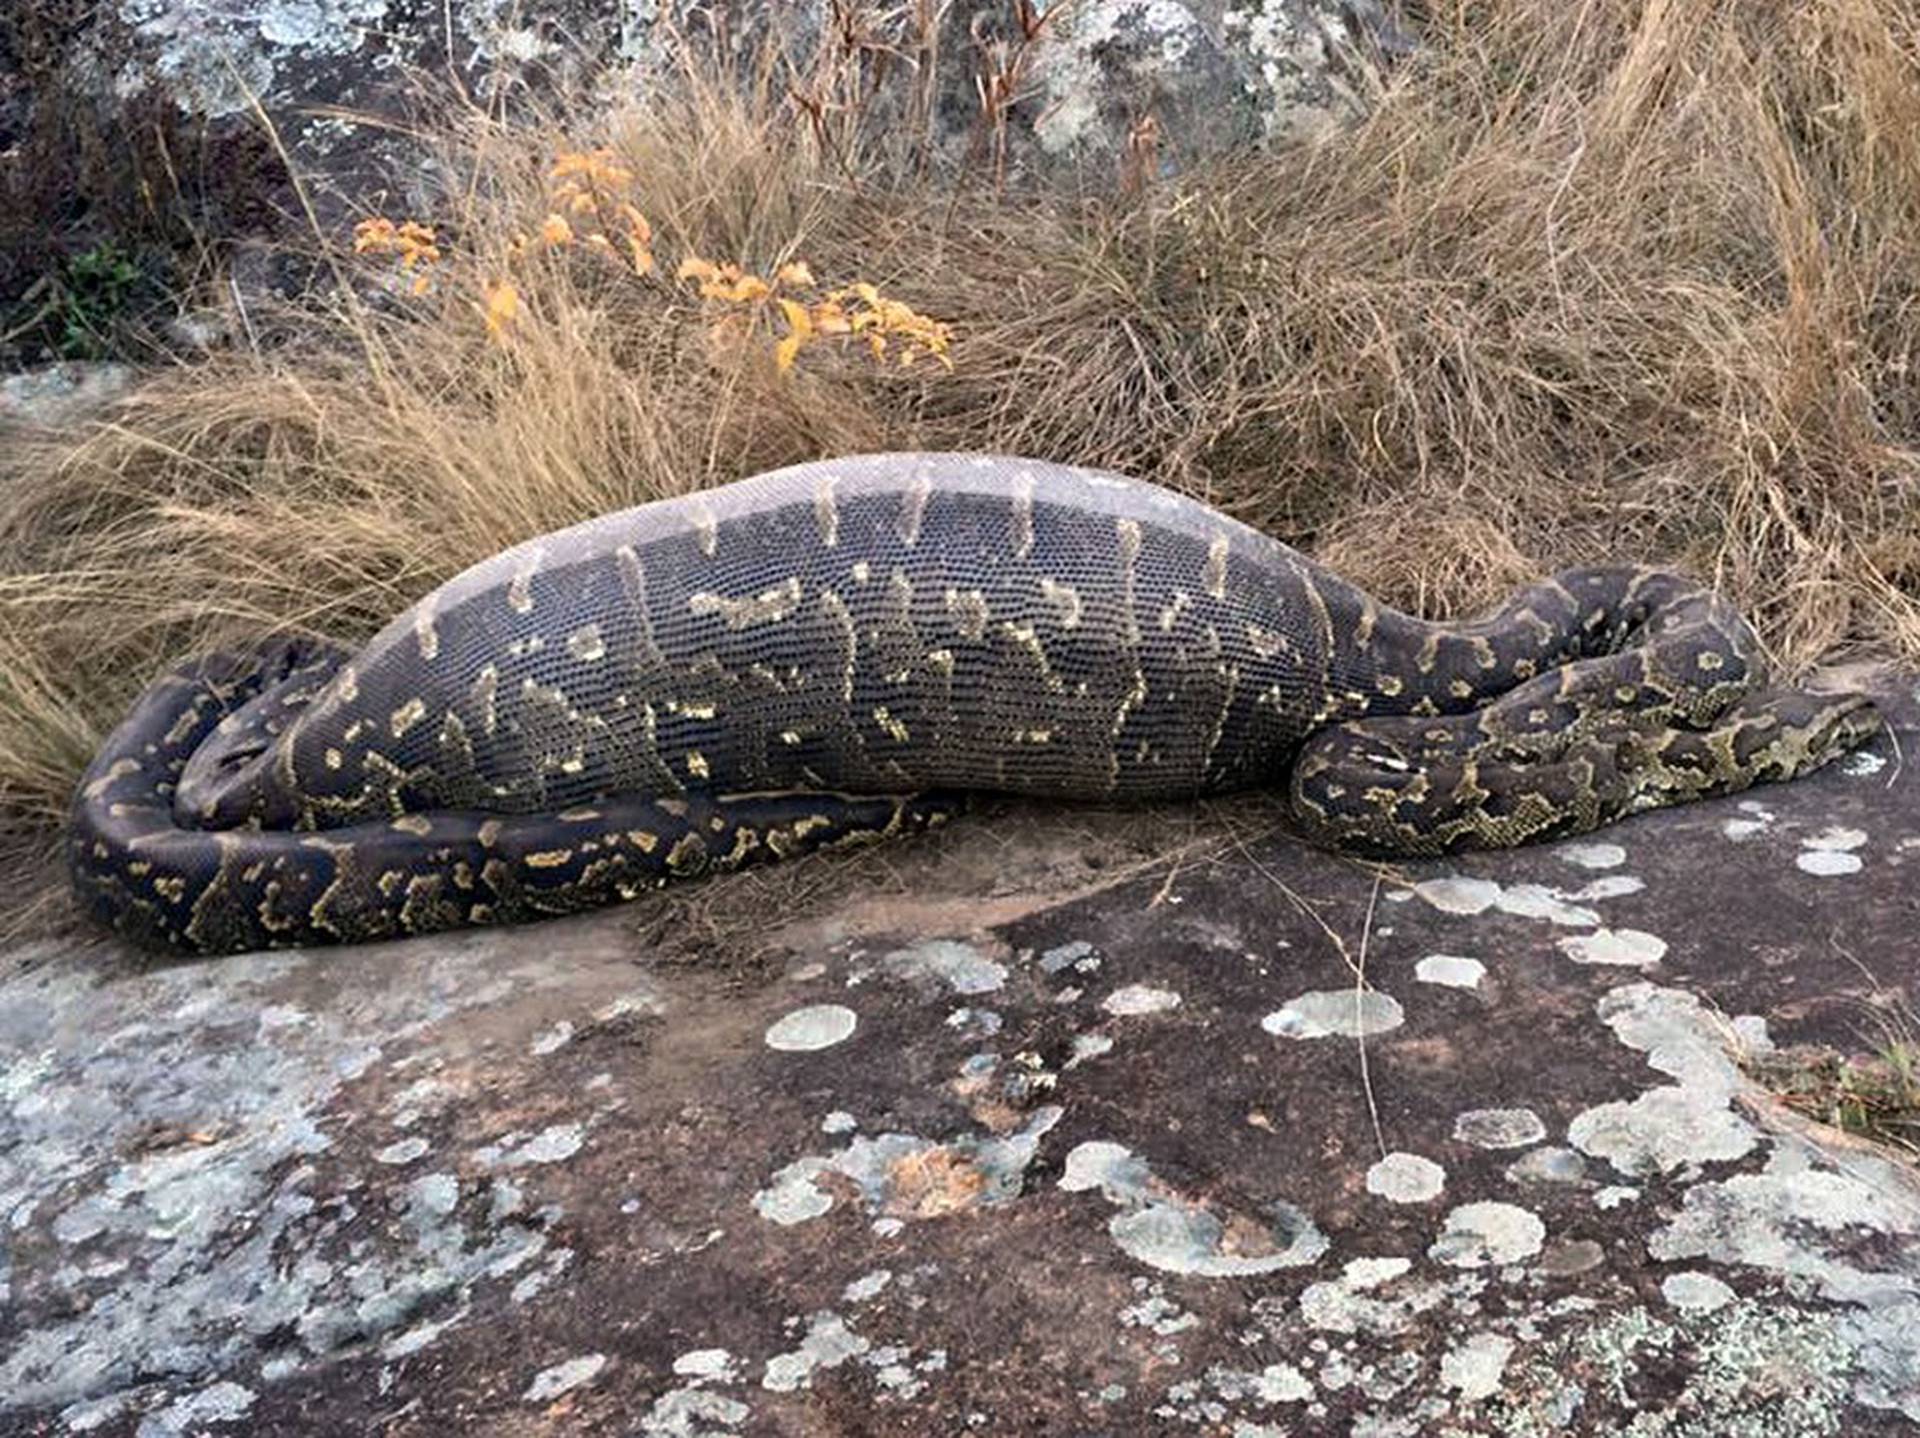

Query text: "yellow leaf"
[569, 191, 599, 215]
[541, 214, 574, 247]
[617, 204, 651, 242]
[777, 298, 812, 340]
[353, 217, 398, 254]
[774, 331, 803, 373]
[410, 271, 432, 296]
[628, 235, 654, 275]
[483, 279, 520, 342]
[678, 256, 720, 283]
[775, 260, 816, 289]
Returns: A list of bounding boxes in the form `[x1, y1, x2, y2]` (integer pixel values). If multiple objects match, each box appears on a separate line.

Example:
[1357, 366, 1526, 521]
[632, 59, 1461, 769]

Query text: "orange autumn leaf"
[483, 279, 520, 342]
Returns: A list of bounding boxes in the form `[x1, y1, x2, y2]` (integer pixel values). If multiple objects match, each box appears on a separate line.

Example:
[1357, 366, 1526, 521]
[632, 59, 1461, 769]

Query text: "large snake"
[69, 453, 1881, 955]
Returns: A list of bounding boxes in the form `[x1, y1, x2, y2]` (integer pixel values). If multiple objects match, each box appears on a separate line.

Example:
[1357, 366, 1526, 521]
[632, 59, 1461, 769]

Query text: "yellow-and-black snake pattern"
[70, 454, 1882, 955]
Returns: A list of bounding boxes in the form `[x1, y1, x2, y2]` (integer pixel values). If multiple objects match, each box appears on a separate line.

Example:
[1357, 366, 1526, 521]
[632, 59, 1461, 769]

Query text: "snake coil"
[70, 453, 1881, 955]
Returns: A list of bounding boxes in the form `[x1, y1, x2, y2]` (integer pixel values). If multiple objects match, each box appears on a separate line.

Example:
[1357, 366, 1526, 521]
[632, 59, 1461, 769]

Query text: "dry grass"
[4, 0, 1920, 859]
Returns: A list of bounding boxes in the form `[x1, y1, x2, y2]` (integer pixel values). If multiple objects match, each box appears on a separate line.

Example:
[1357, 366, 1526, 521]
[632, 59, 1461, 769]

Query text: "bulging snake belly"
[69, 453, 1882, 955]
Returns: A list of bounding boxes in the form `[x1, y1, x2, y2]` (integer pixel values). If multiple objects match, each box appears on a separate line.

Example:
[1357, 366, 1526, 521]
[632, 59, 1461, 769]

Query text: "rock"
[4, 679, 1915, 1433]
[0, 361, 136, 427]
[18, 0, 1409, 214]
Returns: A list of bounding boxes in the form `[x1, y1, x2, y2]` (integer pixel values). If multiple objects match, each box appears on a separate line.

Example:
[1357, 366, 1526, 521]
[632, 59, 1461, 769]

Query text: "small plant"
[677, 258, 954, 372]
[55, 243, 142, 358]
[1749, 1038, 1920, 1158]
[349, 146, 952, 372]
[352, 219, 443, 294]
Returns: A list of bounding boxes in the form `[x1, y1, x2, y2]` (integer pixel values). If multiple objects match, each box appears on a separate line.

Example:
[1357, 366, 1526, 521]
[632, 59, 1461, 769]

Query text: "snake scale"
[70, 453, 1881, 955]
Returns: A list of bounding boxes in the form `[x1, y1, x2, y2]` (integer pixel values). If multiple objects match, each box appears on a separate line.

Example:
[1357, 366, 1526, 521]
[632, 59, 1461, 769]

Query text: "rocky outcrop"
[79, 0, 1410, 184]
[4, 677, 1916, 1434]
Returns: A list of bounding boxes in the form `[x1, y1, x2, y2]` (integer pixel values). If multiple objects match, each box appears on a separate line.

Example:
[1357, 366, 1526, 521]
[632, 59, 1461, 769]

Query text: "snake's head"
[1778, 689, 1885, 770]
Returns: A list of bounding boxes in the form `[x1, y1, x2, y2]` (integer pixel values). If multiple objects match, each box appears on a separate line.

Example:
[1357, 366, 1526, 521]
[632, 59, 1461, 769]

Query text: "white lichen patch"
[765, 1004, 859, 1052]
[1102, 985, 1182, 1017]
[1066, 1033, 1115, 1068]
[1504, 1147, 1588, 1186]
[1558, 842, 1627, 870]
[881, 939, 1008, 995]
[843, 1269, 892, 1305]
[407, 1173, 460, 1216]
[1843, 749, 1887, 777]
[762, 1311, 869, 1392]
[529, 1020, 573, 1055]
[1440, 1331, 1516, 1402]
[1059, 1140, 1328, 1276]
[1120, 1282, 1200, 1336]
[484, 1123, 586, 1169]
[1031, 0, 1209, 154]
[1219, 0, 1366, 140]
[1804, 825, 1868, 852]
[1366, 1152, 1445, 1204]
[1797, 825, 1869, 876]
[1262, 989, 1403, 1039]
[0, 936, 613, 1418]
[1039, 940, 1098, 973]
[1722, 799, 1775, 841]
[374, 1136, 430, 1166]
[1649, 1142, 1920, 1306]
[1568, 983, 1759, 1178]
[1645, 1139, 1920, 1422]
[754, 1108, 1062, 1227]
[1797, 850, 1865, 876]
[639, 1388, 750, 1436]
[1298, 1257, 1444, 1338]
[524, 1352, 607, 1402]
[1571, 1087, 1756, 1178]
[1415, 954, 1486, 990]
[1661, 1271, 1735, 1313]
[134, 1381, 257, 1434]
[1203, 1361, 1314, 1405]
[1452, 1108, 1548, 1150]
[672, 1348, 739, 1382]
[1557, 929, 1668, 968]
[1411, 876, 1601, 927]
[945, 1006, 1002, 1037]
[1428, 1201, 1546, 1268]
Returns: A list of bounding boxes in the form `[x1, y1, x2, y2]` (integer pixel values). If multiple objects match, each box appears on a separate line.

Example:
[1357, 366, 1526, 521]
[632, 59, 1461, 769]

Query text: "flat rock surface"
[3, 682, 1918, 1436]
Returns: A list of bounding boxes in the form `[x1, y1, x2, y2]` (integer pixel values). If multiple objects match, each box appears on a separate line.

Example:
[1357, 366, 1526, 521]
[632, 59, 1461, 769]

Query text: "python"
[69, 453, 1880, 955]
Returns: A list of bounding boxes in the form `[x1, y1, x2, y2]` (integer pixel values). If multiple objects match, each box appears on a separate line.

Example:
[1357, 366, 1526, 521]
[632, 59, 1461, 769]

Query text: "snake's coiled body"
[70, 453, 1880, 955]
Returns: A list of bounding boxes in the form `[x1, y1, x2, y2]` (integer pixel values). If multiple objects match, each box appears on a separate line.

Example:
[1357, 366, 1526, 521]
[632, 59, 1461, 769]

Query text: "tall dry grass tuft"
[3, 0, 1919, 859]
